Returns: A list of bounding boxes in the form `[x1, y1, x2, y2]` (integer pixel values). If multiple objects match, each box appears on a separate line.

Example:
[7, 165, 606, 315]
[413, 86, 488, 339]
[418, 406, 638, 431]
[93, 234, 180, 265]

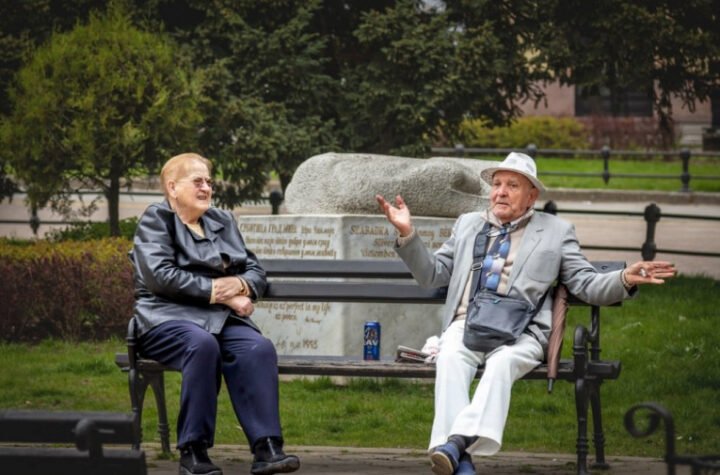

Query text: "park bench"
[114, 258, 624, 475]
[0, 409, 146, 474]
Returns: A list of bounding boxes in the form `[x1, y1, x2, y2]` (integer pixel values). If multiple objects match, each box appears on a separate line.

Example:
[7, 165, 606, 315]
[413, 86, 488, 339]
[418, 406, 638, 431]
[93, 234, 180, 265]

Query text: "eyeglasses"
[180, 177, 214, 188]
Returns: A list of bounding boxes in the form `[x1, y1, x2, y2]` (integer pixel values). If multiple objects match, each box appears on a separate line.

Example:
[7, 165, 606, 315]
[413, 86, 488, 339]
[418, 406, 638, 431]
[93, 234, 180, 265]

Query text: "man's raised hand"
[376, 194, 413, 237]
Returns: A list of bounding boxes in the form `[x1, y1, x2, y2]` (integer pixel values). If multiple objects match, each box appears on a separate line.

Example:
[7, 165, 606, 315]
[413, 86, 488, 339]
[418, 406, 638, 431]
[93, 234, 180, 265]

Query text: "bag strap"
[469, 220, 550, 313]
[535, 287, 550, 313]
[468, 221, 493, 296]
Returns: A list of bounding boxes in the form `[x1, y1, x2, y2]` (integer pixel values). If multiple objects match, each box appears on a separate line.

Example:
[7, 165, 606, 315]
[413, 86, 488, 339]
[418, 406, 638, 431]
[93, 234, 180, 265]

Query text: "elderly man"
[376, 152, 675, 475]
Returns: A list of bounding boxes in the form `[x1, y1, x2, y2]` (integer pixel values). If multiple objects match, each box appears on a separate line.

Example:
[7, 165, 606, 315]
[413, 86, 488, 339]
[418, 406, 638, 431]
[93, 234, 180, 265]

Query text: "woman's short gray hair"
[160, 153, 213, 199]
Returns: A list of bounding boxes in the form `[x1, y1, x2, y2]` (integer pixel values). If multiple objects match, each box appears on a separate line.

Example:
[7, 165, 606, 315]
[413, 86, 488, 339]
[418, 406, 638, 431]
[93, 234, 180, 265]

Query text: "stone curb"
[140, 443, 670, 475]
[544, 187, 720, 205]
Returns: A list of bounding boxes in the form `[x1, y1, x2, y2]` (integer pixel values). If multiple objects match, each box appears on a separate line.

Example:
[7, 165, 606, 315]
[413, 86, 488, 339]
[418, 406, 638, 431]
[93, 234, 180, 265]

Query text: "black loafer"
[179, 442, 223, 475]
[251, 437, 300, 475]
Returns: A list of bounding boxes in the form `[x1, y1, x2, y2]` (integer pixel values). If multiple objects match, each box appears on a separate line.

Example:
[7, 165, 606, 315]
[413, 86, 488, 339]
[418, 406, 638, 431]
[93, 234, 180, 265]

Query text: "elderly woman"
[130, 153, 299, 475]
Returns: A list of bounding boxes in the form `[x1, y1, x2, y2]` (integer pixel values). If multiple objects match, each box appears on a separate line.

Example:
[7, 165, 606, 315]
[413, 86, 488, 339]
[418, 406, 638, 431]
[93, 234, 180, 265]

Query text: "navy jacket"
[130, 201, 267, 336]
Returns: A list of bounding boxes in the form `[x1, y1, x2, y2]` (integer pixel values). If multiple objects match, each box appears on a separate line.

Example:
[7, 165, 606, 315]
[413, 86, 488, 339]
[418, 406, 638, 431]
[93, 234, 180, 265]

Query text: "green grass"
[1, 276, 718, 459]
[505, 276, 720, 457]
[470, 155, 720, 192]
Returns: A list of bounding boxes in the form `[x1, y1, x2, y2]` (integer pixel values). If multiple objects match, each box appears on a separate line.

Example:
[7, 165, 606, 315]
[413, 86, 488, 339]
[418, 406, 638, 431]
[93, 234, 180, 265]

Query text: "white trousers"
[429, 319, 544, 456]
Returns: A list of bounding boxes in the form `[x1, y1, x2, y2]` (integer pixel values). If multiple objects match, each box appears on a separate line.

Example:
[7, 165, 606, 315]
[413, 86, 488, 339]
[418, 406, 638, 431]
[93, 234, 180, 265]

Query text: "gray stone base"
[239, 214, 454, 358]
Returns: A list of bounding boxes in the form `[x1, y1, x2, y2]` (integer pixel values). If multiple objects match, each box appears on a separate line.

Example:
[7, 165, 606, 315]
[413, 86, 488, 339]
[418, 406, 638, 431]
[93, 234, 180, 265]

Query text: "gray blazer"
[130, 201, 267, 337]
[395, 211, 634, 350]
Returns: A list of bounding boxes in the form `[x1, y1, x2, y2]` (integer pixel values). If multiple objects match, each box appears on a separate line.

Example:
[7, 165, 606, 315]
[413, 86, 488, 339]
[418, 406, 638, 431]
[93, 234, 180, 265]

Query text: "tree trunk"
[654, 91, 676, 150]
[107, 159, 122, 237]
[657, 110, 675, 150]
[279, 173, 291, 194]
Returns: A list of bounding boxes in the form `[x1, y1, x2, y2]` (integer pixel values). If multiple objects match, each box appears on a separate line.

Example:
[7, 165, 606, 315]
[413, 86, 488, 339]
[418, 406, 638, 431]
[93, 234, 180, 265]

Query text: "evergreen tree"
[1, 4, 202, 235]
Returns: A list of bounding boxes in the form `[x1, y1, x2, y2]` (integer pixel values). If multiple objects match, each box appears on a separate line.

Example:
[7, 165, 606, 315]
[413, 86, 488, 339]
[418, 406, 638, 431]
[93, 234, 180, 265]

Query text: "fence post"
[269, 189, 284, 215]
[454, 143, 465, 157]
[601, 145, 611, 184]
[542, 200, 557, 215]
[526, 143, 537, 158]
[642, 203, 661, 261]
[680, 148, 691, 192]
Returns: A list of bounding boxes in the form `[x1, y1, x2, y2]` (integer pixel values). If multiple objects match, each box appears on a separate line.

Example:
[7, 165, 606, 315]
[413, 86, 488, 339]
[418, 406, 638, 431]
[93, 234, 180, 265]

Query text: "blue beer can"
[363, 321, 381, 360]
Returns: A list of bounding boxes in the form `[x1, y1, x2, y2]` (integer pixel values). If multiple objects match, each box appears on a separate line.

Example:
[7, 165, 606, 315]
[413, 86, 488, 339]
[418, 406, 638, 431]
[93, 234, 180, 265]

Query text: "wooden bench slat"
[264, 282, 448, 303]
[262, 281, 622, 306]
[262, 259, 625, 278]
[114, 354, 621, 382]
[276, 358, 621, 381]
[263, 258, 414, 279]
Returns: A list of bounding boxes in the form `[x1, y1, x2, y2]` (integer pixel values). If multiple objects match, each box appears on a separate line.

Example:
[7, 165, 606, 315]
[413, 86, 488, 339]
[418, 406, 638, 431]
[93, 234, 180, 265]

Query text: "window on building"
[575, 85, 653, 117]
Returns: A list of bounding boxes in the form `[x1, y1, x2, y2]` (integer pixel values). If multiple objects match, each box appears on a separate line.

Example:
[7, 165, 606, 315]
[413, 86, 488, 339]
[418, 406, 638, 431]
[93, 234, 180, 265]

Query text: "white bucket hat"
[480, 152, 545, 192]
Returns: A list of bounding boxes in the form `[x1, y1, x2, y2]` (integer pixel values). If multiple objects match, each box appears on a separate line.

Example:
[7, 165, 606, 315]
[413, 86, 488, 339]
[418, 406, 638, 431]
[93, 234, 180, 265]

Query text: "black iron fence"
[431, 145, 720, 192]
[625, 402, 720, 475]
[1, 189, 285, 235]
[1, 195, 718, 261]
[540, 201, 720, 259]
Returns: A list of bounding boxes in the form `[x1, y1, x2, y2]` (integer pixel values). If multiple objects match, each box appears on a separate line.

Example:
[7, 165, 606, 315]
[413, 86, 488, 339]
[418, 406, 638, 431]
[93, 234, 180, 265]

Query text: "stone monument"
[239, 152, 496, 358]
[284, 152, 495, 217]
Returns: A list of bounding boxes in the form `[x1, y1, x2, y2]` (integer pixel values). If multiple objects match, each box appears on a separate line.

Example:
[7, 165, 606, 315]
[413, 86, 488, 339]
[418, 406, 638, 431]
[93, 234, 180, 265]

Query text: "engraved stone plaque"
[238, 215, 455, 358]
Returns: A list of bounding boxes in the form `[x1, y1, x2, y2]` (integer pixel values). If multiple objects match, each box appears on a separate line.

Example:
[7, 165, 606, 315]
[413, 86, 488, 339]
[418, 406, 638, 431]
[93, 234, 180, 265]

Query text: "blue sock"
[455, 453, 476, 475]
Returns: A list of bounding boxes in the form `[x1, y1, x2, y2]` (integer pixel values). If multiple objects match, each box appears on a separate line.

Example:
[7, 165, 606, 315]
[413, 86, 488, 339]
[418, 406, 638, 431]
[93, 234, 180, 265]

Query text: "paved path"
[142, 444, 678, 475]
[538, 198, 720, 280]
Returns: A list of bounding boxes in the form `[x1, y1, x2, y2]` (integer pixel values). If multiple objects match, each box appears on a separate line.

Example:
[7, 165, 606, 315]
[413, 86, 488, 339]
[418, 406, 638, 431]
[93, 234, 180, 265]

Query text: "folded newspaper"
[395, 345, 432, 364]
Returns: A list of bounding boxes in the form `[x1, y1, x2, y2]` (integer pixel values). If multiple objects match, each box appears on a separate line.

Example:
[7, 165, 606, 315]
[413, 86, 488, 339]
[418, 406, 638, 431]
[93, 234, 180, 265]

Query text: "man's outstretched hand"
[623, 261, 677, 286]
[376, 194, 413, 237]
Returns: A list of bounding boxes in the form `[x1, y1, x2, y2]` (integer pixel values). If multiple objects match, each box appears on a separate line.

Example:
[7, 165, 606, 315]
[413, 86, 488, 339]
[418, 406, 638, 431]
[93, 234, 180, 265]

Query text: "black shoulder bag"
[463, 223, 547, 353]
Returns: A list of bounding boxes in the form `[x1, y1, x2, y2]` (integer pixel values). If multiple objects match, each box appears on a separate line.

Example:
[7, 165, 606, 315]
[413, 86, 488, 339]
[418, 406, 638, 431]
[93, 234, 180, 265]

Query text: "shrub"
[0, 238, 133, 342]
[576, 116, 668, 150]
[45, 217, 139, 242]
[457, 116, 590, 150]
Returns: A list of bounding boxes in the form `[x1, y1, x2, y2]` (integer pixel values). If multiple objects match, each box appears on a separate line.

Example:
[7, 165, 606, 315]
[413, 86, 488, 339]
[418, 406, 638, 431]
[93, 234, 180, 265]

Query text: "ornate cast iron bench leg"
[574, 378, 590, 475]
[128, 367, 146, 451]
[574, 325, 590, 475]
[590, 382, 609, 470]
[127, 317, 171, 454]
[129, 365, 172, 454]
[144, 368, 171, 455]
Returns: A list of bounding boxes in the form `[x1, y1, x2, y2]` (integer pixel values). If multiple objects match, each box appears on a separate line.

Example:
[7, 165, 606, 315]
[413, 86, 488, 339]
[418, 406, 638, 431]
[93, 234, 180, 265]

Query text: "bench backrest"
[260, 259, 624, 305]
[262, 258, 445, 302]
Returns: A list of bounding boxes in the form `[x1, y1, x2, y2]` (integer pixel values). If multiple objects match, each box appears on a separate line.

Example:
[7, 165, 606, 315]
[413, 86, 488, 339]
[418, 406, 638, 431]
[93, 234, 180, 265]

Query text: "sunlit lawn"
[457, 154, 720, 192]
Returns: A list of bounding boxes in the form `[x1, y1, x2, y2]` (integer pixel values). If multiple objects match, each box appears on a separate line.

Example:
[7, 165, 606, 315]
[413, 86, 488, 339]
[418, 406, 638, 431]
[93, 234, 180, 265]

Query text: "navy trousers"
[139, 318, 282, 449]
